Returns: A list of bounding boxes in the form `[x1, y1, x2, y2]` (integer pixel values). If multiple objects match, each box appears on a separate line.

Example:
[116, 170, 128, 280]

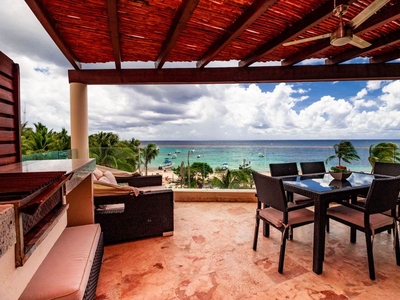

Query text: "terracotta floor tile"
[96, 202, 400, 300]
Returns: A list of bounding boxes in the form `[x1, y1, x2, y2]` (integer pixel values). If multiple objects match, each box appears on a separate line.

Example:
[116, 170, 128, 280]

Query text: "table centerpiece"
[329, 165, 352, 181]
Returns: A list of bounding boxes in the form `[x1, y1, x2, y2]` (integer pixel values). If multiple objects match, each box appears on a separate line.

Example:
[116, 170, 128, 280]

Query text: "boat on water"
[221, 162, 229, 170]
[158, 158, 174, 170]
[258, 153, 265, 157]
[175, 149, 181, 153]
[197, 154, 201, 158]
[239, 159, 252, 169]
[171, 154, 177, 159]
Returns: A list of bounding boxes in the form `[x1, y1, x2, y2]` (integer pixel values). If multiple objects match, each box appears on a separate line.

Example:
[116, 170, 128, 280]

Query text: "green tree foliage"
[53, 128, 71, 151]
[325, 140, 360, 166]
[211, 168, 254, 189]
[117, 138, 141, 171]
[89, 132, 143, 171]
[21, 122, 151, 171]
[89, 131, 120, 167]
[23, 122, 56, 154]
[368, 142, 400, 169]
[21, 121, 33, 154]
[173, 162, 213, 188]
[190, 162, 213, 187]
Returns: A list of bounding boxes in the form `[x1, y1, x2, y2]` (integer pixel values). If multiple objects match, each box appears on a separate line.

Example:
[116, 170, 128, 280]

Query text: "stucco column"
[70, 83, 89, 159]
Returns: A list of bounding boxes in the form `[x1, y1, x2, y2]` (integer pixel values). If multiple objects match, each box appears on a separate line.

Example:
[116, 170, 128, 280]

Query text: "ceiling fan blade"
[348, 34, 372, 48]
[347, 0, 389, 29]
[283, 33, 331, 46]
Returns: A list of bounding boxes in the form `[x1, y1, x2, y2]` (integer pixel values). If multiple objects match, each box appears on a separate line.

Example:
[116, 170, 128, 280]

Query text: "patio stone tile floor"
[96, 202, 400, 299]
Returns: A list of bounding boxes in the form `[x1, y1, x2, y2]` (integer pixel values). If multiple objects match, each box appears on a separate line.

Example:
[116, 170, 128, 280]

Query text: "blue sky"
[1, 1, 400, 141]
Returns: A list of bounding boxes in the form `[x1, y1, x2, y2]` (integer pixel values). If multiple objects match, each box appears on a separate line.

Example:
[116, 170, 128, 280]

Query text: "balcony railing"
[22, 144, 400, 190]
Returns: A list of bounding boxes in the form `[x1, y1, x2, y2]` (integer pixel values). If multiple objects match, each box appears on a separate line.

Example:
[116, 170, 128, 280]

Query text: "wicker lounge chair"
[93, 166, 174, 244]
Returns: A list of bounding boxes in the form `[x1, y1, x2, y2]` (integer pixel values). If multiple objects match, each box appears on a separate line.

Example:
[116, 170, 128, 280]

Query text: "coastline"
[145, 166, 272, 188]
[141, 139, 391, 173]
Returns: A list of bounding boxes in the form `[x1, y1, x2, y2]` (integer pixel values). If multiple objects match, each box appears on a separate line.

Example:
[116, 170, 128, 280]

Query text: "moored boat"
[158, 158, 174, 170]
[239, 159, 252, 169]
[221, 162, 229, 170]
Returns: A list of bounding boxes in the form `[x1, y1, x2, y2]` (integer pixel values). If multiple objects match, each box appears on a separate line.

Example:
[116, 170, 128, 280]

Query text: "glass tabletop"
[282, 172, 377, 193]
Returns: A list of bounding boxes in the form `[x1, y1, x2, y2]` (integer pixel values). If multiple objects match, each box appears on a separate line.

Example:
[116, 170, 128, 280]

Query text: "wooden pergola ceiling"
[26, 0, 400, 84]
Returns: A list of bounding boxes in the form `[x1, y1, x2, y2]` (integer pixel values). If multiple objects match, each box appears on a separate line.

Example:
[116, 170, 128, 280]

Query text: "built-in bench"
[20, 224, 103, 300]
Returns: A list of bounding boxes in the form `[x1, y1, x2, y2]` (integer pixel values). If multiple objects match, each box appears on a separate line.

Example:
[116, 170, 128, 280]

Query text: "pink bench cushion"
[20, 224, 101, 300]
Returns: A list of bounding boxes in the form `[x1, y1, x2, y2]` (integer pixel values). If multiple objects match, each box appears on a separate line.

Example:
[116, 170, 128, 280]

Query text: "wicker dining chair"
[300, 161, 326, 175]
[327, 176, 400, 280]
[252, 171, 314, 273]
[358, 161, 400, 209]
[372, 161, 400, 176]
[269, 162, 314, 206]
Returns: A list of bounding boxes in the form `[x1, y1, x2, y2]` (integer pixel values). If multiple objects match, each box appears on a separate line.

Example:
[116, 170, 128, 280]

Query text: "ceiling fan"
[283, 0, 389, 49]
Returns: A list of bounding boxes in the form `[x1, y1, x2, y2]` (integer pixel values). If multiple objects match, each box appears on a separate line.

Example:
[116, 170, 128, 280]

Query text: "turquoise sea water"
[142, 140, 400, 173]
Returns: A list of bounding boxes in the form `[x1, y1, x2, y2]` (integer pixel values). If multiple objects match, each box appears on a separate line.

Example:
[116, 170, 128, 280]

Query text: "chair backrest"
[269, 162, 298, 177]
[373, 162, 400, 176]
[365, 176, 400, 215]
[252, 171, 287, 212]
[300, 161, 326, 175]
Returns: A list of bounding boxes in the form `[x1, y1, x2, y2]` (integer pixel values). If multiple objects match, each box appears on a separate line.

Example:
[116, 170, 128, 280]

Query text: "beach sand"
[146, 167, 270, 189]
[146, 167, 178, 188]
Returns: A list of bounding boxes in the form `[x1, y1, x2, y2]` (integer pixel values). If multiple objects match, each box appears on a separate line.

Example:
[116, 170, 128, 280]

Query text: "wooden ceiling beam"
[25, 0, 81, 70]
[196, 0, 277, 69]
[239, 0, 349, 68]
[106, 0, 121, 70]
[155, 0, 199, 69]
[69, 63, 400, 85]
[326, 31, 400, 65]
[370, 49, 400, 64]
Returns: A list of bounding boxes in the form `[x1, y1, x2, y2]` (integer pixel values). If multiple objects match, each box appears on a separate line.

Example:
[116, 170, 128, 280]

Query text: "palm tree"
[368, 142, 400, 169]
[89, 131, 120, 168]
[211, 169, 252, 189]
[24, 122, 56, 154]
[325, 140, 360, 166]
[116, 139, 141, 171]
[53, 128, 71, 151]
[21, 122, 33, 154]
[141, 143, 159, 175]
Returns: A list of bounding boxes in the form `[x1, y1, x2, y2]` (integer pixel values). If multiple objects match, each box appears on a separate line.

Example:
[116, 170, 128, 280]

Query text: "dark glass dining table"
[282, 172, 378, 275]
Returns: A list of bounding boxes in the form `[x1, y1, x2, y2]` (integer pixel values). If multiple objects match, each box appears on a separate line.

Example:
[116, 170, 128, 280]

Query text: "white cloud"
[2, 1, 400, 141]
[367, 81, 380, 91]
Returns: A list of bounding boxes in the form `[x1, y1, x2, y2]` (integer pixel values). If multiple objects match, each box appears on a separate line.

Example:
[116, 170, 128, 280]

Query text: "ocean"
[142, 140, 400, 173]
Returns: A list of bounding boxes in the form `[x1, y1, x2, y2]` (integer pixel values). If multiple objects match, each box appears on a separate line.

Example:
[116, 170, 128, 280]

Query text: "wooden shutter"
[0, 51, 21, 165]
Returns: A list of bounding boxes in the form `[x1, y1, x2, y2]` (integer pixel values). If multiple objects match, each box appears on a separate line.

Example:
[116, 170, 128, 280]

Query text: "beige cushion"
[93, 168, 103, 180]
[328, 206, 393, 231]
[98, 176, 110, 183]
[259, 207, 314, 227]
[20, 224, 101, 300]
[103, 170, 117, 185]
[93, 180, 139, 197]
[96, 165, 140, 178]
